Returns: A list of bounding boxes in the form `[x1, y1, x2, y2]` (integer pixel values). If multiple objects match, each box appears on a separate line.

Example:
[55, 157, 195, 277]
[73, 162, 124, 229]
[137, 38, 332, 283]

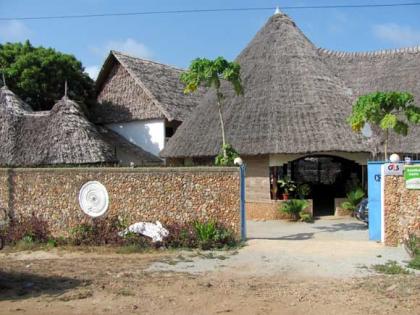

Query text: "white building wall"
[107, 119, 165, 157]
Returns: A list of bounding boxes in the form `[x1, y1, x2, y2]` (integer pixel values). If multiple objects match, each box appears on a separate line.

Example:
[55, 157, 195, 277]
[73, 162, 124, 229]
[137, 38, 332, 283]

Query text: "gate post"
[240, 164, 246, 241]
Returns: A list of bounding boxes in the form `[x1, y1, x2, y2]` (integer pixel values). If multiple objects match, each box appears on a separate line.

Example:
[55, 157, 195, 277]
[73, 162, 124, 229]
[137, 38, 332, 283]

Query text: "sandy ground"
[150, 218, 413, 278]
[0, 218, 418, 314]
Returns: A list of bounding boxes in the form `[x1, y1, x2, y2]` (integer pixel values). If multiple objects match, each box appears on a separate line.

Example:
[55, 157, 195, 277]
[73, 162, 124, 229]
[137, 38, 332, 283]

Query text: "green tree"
[0, 41, 94, 111]
[180, 57, 243, 162]
[348, 91, 420, 160]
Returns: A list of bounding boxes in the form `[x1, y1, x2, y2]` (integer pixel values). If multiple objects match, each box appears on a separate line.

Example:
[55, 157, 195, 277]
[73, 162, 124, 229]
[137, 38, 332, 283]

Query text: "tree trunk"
[216, 91, 227, 159]
[384, 129, 389, 161]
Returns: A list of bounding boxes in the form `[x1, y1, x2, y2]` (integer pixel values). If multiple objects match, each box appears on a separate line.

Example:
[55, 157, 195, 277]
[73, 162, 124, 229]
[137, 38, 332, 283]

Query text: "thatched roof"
[0, 86, 33, 113]
[161, 11, 420, 158]
[94, 51, 203, 124]
[0, 86, 117, 166]
[320, 48, 420, 154]
[98, 126, 162, 166]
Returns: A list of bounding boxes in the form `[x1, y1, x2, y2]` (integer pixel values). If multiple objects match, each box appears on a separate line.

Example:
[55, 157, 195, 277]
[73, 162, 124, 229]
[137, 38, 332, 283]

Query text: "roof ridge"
[111, 50, 184, 72]
[318, 45, 420, 58]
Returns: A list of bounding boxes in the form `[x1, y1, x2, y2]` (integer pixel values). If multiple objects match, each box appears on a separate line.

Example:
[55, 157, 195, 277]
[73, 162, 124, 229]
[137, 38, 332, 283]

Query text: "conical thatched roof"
[0, 87, 117, 166]
[94, 51, 203, 124]
[161, 12, 420, 158]
[0, 86, 33, 113]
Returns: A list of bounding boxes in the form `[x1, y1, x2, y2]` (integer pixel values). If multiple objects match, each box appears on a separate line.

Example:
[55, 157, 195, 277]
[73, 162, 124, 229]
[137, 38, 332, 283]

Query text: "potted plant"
[279, 199, 309, 221]
[296, 183, 311, 199]
[277, 177, 296, 200]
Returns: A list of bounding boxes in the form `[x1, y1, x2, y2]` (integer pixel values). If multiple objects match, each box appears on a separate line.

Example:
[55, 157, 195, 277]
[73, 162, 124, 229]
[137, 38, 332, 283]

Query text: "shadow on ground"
[0, 270, 88, 301]
[313, 223, 368, 233]
[249, 233, 315, 241]
[248, 221, 368, 241]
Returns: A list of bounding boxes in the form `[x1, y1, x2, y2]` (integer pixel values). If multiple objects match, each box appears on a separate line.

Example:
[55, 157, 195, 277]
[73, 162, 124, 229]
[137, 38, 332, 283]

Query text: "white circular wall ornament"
[79, 181, 109, 218]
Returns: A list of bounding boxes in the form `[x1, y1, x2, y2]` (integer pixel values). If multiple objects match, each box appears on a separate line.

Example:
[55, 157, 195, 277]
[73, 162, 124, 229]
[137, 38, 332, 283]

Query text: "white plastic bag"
[119, 221, 169, 242]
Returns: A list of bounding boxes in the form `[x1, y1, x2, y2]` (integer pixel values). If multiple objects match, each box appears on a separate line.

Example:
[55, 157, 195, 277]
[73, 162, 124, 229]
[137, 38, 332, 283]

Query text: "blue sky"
[1, 0, 420, 79]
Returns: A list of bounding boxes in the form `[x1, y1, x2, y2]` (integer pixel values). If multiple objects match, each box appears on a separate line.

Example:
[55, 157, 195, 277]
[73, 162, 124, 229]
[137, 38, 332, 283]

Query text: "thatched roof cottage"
[0, 85, 162, 167]
[0, 86, 116, 166]
[161, 11, 420, 216]
[93, 50, 203, 162]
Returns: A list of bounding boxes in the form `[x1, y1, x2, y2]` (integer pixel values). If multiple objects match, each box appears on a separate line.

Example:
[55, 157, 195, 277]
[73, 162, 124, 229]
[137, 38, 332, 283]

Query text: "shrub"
[296, 183, 311, 199]
[6, 213, 50, 244]
[194, 221, 237, 249]
[162, 221, 237, 250]
[280, 199, 309, 221]
[408, 255, 420, 270]
[404, 233, 419, 258]
[299, 211, 313, 223]
[163, 223, 198, 248]
[194, 221, 217, 249]
[69, 215, 128, 246]
[215, 144, 239, 166]
[372, 260, 411, 275]
[15, 235, 37, 251]
[341, 188, 365, 212]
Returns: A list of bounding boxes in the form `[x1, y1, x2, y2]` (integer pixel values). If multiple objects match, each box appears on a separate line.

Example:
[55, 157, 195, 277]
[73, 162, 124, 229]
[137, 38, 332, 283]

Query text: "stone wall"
[384, 176, 420, 246]
[0, 167, 241, 237]
[246, 200, 313, 221]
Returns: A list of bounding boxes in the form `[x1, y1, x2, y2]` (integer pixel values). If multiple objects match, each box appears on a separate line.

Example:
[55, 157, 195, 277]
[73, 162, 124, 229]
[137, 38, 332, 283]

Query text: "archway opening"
[270, 155, 365, 217]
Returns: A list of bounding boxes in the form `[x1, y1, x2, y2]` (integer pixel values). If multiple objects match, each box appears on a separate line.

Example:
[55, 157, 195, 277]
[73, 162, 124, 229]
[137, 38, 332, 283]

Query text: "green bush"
[340, 188, 365, 212]
[280, 199, 309, 221]
[296, 183, 311, 199]
[193, 221, 237, 250]
[408, 255, 420, 270]
[299, 211, 313, 223]
[372, 260, 411, 275]
[215, 144, 239, 166]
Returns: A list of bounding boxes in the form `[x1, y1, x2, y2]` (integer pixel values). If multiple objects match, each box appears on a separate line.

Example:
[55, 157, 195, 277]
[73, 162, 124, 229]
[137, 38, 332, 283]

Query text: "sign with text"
[404, 165, 420, 190]
[384, 163, 403, 176]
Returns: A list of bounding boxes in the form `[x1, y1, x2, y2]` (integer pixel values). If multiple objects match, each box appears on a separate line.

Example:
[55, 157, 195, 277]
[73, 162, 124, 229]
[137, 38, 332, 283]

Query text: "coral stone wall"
[0, 167, 240, 237]
[384, 176, 420, 246]
[246, 200, 313, 220]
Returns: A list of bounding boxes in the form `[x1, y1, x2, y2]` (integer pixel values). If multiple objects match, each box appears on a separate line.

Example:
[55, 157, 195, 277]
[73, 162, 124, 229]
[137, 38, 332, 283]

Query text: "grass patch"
[116, 288, 136, 297]
[408, 255, 420, 270]
[58, 289, 93, 301]
[372, 260, 412, 275]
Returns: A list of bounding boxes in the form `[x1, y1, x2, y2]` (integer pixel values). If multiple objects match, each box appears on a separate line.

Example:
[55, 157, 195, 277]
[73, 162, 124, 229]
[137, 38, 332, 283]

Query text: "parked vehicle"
[355, 198, 368, 225]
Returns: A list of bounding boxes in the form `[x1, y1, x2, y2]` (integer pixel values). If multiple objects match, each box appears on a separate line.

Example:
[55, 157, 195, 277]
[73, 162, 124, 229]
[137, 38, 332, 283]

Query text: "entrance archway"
[269, 155, 364, 217]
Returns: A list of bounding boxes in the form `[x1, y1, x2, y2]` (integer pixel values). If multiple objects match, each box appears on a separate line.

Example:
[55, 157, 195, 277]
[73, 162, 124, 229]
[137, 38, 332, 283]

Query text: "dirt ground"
[0, 249, 419, 315]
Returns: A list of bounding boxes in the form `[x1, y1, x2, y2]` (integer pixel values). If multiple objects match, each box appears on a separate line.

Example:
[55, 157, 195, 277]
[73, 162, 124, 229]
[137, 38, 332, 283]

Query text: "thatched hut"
[161, 11, 420, 216]
[0, 86, 118, 166]
[0, 85, 164, 167]
[92, 50, 203, 162]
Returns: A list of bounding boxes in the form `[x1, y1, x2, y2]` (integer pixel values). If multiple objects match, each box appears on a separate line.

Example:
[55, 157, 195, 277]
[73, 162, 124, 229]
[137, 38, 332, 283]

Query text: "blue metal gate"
[367, 162, 383, 241]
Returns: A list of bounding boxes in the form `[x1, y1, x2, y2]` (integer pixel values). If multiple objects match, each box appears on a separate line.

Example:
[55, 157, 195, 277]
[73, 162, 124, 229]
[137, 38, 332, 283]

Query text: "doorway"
[291, 155, 363, 217]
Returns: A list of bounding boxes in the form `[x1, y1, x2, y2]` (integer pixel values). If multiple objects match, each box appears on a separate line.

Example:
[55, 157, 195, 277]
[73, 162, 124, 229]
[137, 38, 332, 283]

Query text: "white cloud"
[85, 65, 100, 80]
[373, 23, 420, 46]
[90, 38, 153, 59]
[0, 20, 31, 42]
